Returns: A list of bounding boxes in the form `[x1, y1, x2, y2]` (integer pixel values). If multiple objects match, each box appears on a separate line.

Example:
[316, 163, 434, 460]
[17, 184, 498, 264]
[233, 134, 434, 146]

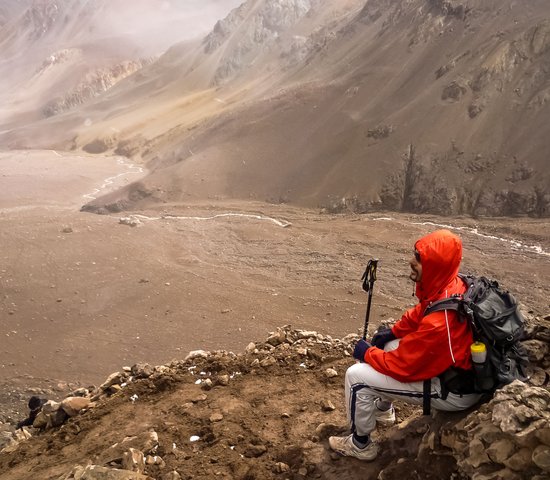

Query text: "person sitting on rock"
[16, 396, 47, 429]
[329, 229, 483, 461]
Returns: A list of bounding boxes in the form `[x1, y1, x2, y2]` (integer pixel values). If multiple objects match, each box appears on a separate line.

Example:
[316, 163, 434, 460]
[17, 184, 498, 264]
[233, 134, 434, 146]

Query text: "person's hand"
[371, 327, 396, 349]
[353, 339, 372, 362]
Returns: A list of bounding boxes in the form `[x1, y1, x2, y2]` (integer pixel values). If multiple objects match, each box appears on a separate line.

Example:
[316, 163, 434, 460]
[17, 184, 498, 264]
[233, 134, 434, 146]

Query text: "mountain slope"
[3, 0, 550, 217]
[0, 0, 241, 130]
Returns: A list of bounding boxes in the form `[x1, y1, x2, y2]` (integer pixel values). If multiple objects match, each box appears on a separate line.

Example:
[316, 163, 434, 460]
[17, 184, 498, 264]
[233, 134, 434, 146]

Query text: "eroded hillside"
[1, 0, 550, 217]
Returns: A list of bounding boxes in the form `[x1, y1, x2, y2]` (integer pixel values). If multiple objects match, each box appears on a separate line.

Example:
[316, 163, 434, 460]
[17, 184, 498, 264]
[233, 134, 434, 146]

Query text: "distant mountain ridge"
[2, 0, 550, 217]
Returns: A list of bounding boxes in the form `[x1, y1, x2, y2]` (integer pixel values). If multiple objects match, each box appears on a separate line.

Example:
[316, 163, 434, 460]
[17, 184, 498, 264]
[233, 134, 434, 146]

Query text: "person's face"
[409, 250, 422, 283]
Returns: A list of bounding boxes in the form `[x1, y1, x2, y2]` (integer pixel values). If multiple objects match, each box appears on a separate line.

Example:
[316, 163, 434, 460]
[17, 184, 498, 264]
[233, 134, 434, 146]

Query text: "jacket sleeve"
[391, 303, 423, 338]
[365, 310, 458, 382]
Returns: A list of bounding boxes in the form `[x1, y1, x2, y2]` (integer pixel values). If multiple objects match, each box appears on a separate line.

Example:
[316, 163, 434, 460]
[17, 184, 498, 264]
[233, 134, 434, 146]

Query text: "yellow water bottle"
[471, 342, 487, 364]
[471, 341, 493, 391]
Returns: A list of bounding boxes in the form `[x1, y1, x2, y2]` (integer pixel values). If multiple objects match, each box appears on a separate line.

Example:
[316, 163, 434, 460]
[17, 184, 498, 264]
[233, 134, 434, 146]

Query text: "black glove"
[353, 339, 372, 362]
[371, 327, 396, 349]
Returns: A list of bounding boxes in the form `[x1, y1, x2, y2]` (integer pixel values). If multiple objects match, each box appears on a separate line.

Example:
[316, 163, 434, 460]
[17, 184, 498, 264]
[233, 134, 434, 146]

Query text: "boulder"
[99, 431, 158, 464]
[61, 397, 92, 417]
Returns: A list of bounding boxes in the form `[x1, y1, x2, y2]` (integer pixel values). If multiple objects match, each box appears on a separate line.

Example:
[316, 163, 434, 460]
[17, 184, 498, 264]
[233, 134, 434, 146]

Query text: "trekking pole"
[361, 259, 379, 340]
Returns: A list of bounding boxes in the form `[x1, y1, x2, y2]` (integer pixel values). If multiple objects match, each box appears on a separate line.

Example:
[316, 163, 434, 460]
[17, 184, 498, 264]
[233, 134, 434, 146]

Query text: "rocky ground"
[0, 150, 549, 479]
[0, 322, 548, 480]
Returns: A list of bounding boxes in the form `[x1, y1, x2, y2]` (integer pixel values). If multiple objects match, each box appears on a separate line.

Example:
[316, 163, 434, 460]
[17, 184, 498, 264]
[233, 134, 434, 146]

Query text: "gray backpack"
[425, 274, 529, 393]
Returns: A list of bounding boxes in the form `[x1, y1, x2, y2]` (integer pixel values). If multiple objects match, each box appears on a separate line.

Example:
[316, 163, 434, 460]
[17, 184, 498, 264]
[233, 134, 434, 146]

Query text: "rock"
[60, 397, 91, 417]
[466, 438, 491, 468]
[325, 368, 338, 378]
[491, 382, 550, 435]
[59, 464, 154, 479]
[185, 350, 209, 361]
[471, 469, 520, 480]
[145, 455, 165, 467]
[504, 447, 535, 471]
[160, 472, 181, 480]
[68, 387, 90, 397]
[100, 372, 127, 390]
[217, 374, 230, 386]
[528, 367, 550, 387]
[191, 393, 208, 403]
[99, 431, 159, 464]
[243, 444, 267, 458]
[259, 357, 277, 367]
[486, 438, 516, 464]
[273, 462, 290, 473]
[131, 363, 154, 379]
[121, 448, 145, 473]
[48, 408, 68, 428]
[209, 413, 224, 423]
[42, 400, 61, 414]
[536, 428, 550, 446]
[107, 385, 122, 395]
[320, 400, 336, 412]
[32, 411, 48, 429]
[119, 216, 142, 227]
[201, 378, 213, 390]
[532, 445, 550, 472]
[296, 330, 318, 340]
[0, 431, 16, 450]
[522, 340, 549, 363]
[440, 427, 468, 452]
[245, 342, 256, 352]
[417, 431, 436, 460]
[266, 329, 286, 346]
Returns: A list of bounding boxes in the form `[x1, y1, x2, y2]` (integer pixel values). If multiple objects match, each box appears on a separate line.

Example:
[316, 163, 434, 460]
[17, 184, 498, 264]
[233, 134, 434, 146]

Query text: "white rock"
[185, 350, 209, 361]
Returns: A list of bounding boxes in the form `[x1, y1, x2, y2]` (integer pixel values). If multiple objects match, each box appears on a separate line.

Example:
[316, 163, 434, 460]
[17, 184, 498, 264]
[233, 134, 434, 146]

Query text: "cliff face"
[203, 0, 316, 84]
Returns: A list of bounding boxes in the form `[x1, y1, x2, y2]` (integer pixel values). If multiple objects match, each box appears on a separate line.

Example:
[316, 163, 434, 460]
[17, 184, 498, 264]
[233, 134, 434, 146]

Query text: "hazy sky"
[97, 0, 244, 52]
[0, 0, 244, 103]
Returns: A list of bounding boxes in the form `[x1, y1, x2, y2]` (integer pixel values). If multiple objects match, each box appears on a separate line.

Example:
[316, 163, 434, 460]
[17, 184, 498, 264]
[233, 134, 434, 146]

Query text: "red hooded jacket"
[364, 229, 473, 382]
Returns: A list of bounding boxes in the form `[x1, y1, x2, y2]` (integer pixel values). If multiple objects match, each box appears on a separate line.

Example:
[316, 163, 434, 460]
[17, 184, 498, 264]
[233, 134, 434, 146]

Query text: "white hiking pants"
[345, 339, 483, 437]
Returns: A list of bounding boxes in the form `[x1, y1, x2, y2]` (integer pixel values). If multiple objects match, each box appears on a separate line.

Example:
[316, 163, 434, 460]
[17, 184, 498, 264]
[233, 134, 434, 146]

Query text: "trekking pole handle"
[361, 259, 379, 339]
[361, 259, 378, 293]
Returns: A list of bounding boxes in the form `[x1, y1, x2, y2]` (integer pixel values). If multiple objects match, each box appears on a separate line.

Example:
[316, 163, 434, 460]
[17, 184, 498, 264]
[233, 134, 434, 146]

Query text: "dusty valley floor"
[0, 149, 549, 428]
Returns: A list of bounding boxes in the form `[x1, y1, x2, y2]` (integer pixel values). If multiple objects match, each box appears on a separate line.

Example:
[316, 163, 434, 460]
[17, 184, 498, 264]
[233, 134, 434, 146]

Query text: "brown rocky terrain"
[1, 1, 550, 478]
[0, 324, 549, 480]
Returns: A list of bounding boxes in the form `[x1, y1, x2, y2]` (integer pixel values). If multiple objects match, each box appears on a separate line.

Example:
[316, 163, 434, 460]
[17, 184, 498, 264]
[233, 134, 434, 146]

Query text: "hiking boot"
[328, 434, 378, 461]
[375, 399, 396, 425]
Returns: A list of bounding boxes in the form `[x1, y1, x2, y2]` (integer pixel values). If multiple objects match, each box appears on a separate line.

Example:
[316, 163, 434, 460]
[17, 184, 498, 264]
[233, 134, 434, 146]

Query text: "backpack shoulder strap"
[424, 296, 461, 316]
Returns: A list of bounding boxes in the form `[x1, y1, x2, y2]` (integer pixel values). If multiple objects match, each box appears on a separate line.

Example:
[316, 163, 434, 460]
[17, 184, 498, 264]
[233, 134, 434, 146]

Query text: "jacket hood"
[414, 229, 462, 302]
